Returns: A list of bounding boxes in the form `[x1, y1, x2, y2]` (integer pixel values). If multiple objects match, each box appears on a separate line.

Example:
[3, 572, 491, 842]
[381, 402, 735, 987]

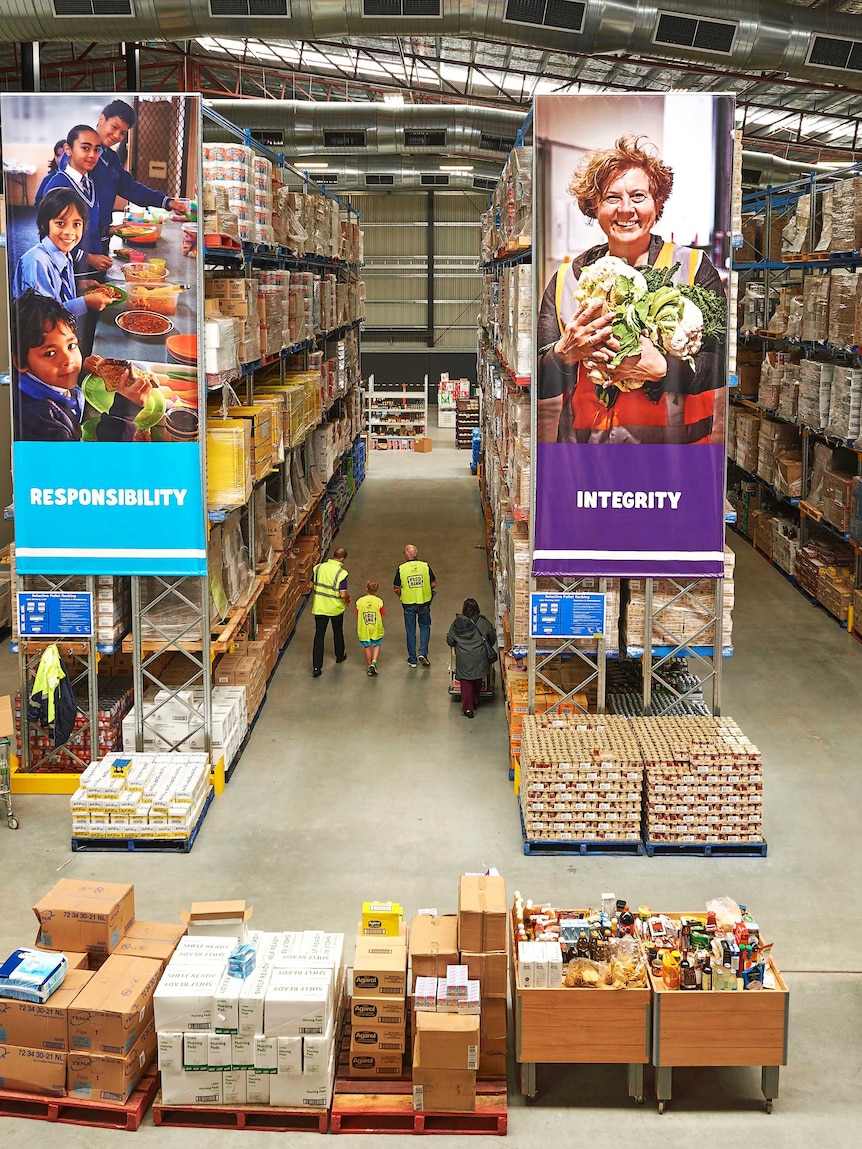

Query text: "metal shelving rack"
[12, 105, 365, 779]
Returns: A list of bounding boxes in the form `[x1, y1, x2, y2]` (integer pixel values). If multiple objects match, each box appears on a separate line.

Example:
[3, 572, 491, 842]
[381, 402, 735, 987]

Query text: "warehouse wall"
[351, 191, 485, 375]
[363, 351, 477, 395]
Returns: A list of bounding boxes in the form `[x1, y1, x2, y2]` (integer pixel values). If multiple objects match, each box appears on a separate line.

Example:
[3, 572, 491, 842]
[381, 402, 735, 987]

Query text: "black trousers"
[313, 613, 345, 671]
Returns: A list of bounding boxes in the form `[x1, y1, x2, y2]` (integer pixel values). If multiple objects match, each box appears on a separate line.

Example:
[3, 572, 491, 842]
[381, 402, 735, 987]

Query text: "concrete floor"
[1, 426, 861, 1146]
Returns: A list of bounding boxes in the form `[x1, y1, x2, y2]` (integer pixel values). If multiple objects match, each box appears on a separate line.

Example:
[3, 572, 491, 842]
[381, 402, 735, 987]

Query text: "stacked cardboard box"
[771, 519, 801, 577]
[412, 1012, 479, 1114]
[825, 366, 862, 441]
[207, 418, 253, 510]
[15, 880, 179, 1101]
[349, 923, 408, 1079]
[624, 548, 735, 654]
[155, 924, 345, 1109]
[457, 876, 507, 1079]
[72, 751, 212, 840]
[822, 467, 856, 533]
[757, 419, 799, 487]
[777, 363, 800, 422]
[202, 144, 257, 244]
[519, 717, 643, 843]
[200, 180, 239, 240]
[794, 537, 854, 598]
[828, 174, 862, 253]
[797, 360, 831, 429]
[635, 716, 764, 846]
[214, 654, 266, 724]
[734, 410, 761, 472]
[204, 277, 261, 366]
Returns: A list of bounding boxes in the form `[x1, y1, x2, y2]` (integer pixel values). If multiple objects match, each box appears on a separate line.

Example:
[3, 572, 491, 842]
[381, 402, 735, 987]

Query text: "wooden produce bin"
[650, 913, 789, 1113]
[510, 909, 650, 1102]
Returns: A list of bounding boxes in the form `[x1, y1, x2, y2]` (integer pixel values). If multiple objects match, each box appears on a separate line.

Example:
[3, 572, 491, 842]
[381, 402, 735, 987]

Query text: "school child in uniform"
[9, 291, 84, 442]
[356, 580, 385, 677]
[39, 124, 111, 275]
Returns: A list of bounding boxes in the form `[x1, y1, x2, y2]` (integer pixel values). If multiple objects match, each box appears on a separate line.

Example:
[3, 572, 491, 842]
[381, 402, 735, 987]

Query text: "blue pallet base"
[520, 807, 643, 856]
[71, 787, 213, 853]
[642, 836, 767, 858]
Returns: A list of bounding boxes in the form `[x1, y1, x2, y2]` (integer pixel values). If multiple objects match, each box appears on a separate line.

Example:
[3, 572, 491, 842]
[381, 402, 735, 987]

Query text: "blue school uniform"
[12, 237, 87, 317]
[15, 370, 83, 442]
[39, 169, 101, 274]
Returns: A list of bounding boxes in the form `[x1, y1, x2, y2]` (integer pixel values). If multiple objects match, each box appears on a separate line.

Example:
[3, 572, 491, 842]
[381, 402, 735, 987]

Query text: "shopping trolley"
[0, 735, 19, 830]
[448, 650, 496, 702]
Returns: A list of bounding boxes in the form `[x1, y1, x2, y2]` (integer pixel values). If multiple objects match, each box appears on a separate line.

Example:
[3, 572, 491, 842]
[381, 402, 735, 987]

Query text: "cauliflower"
[662, 296, 703, 362]
[574, 256, 647, 307]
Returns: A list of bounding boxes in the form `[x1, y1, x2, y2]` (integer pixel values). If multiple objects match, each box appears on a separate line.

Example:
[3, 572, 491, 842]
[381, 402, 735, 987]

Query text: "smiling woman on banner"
[536, 135, 726, 446]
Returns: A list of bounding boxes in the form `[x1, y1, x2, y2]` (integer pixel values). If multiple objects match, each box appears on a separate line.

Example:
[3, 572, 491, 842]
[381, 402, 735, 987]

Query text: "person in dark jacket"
[10, 291, 84, 442]
[447, 598, 496, 719]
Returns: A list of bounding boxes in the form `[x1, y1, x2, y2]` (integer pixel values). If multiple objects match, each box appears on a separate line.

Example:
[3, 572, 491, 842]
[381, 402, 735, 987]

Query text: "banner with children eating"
[1, 92, 205, 575]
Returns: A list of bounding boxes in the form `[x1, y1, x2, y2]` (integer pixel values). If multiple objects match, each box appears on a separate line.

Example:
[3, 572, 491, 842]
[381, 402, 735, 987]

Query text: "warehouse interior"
[1, 0, 862, 1142]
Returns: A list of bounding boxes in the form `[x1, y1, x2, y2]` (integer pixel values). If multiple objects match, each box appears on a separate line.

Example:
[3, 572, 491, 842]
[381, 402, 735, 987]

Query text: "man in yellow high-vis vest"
[393, 543, 437, 668]
[311, 546, 350, 677]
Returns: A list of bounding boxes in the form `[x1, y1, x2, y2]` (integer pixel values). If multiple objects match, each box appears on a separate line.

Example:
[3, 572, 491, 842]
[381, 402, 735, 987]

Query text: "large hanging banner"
[2, 93, 205, 575]
[532, 93, 733, 578]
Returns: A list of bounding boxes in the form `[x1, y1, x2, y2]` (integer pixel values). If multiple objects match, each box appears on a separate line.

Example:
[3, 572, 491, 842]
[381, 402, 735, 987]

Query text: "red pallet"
[152, 1092, 328, 1133]
[330, 1091, 507, 1135]
[0, 1065, 158, 1131]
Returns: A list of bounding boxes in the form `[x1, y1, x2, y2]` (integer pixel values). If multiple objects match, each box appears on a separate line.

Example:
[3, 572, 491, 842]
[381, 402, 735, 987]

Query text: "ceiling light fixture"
[383, 93, 405, 105]
[296, 162, 329, 170]
[440, 164, 474, 172]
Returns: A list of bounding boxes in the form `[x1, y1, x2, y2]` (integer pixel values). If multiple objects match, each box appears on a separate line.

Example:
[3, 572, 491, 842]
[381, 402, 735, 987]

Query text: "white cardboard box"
[154, 967, 225, 1032]
[157, 1031, 184, 1073]
[264, 973, 331, 1037]
[239, 963, 272, 1035]
[160, 1069, 223, 1106]
[277, 1035, 303, 1075]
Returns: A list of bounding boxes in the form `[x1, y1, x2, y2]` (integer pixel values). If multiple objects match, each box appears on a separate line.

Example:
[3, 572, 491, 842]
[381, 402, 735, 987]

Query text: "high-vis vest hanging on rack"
[398, 560, 432, 605]
[311, 559, 348, 615]
[355, 594, 385, 642]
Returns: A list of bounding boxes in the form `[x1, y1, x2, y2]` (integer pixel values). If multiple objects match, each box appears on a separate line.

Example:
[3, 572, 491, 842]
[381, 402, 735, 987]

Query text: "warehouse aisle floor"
[1, 426, 861, 1146]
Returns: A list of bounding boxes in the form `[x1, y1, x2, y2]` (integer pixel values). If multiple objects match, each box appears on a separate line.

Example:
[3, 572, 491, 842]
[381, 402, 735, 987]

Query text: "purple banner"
[533, 444, 725, 578]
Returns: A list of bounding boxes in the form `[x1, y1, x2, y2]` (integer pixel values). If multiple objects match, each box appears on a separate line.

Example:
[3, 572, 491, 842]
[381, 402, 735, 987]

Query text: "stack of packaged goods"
[256, 567, 301, 651]
[122, 684, 245, 761]
[213, 651, 266, 724]
[519, 716, 643, 844]
[773, 446, 803, 501]
[255, 269, 291, 349]
[1, 880, 174, 1101]
[233, 626, 279, 684]
[209, 402, 274, 483]
[349, 905, 408, 1080]
[797, 360, 830, 429]
[505, 520, 530, 647]
[734, 410, 761, 472]
[204, 276, 261, 366]
[757, 419, 799, 488]
[71, 751, 212, 840]
[155, 903, 344, 1110]
[821, 465, 856, 533]
[825, 366, 862, 441]
[771, 518, 801, 577]
[205, 315, 242, 379]
[777, 362, 800, 422]
[137, 574, 220, 643]
[827, 271, 860, 348]
[500, 265, 532, 378]
[16, 678, 134, 773]
[624, 549, 735, 655]
[457, 875, 507, 1079]
[252, 156, 274, 247]
[207, 417, 253, 510]
[635, 716, 764, 847]
[289, 272, 314, 344]
[757, 351, 785, 412]
[202, 144, 256, 243]
[829, 175, 862, 253]
[201, 180, 240, 241]
[801, 275, 830, 342]
[794, 535, 854, 600]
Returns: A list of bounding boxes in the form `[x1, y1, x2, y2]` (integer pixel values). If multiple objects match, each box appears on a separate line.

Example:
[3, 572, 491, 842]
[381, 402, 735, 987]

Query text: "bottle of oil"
[662, 949, 681, 990]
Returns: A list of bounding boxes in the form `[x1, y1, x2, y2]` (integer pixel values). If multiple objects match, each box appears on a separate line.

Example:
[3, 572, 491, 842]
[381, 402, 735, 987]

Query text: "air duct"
[4, 2, 862, 87]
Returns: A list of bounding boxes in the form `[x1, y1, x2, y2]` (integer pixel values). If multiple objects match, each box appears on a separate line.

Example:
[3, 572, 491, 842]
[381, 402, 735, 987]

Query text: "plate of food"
[81, 359, 167, 430]
[116, 311, 173, 337]
[84, 283, 127, 306]
[114, 222, 162, 244]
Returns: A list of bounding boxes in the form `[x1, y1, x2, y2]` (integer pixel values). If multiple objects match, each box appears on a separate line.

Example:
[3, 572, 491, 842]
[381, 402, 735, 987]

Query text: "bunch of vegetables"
[573, 255, 726, 407]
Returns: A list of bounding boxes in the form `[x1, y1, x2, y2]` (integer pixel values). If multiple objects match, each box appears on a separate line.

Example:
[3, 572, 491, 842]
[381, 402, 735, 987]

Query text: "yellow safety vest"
[398, 560, 431, 605]
[311, 559, 347, 615]
[355, 594, 385, 642]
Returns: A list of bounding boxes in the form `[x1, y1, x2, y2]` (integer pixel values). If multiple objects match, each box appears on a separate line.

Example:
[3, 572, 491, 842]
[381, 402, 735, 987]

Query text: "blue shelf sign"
[530, 592, 608, 639]
[18, 591, 93, 638]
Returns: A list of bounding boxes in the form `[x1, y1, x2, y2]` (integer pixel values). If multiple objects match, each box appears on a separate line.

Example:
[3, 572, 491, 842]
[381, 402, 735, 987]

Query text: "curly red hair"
[569, 134, 674, 221]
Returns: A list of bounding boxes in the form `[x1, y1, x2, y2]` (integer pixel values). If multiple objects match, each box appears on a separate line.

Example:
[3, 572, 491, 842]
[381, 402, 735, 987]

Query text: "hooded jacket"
[446, 612, 495, 682]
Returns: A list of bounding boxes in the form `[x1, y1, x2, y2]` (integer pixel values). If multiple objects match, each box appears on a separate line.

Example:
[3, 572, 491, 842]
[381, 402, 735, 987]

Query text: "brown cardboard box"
[414, 438, 433, 453]
[477, 1050, 506, 1078]
[33, 880, 135, 957]
[350, 997, 407, 1028]
[349, 1024, 406, 1054]
[457, 875, 507, 954]
[67, 955, 162, 1055]
[0, 1045, 66, 1096]
[347, 1051, 403, 1078]
[0, 694, 13, 737]
[0, 969, 93, 1050]
[352, 933, 408, 999]
[460, 951, 507, 998]
[480, 998, 507, 1052]
[413, 1013, 480, 1071]
[410, 915, 458, 990]
[412, 1067, 476, 1112]
[32, 945, 89, 969]
[113, 920, 186, 967]
[67, 1017, 156, 1102]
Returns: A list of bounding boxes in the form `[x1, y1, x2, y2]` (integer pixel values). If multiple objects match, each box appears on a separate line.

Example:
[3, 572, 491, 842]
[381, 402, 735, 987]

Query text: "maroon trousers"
[460, 678, 482, 714]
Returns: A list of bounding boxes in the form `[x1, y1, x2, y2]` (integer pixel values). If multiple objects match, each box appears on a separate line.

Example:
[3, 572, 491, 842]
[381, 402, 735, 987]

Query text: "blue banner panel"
[14, 442, 206, 575]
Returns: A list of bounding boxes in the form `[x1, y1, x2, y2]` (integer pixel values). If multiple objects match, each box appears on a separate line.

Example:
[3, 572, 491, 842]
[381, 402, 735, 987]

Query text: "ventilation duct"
[203, 150, 503, 190]
[740, 148, 849, 186]
[206, 101, 526, 158]
[10, 2, 862, 86]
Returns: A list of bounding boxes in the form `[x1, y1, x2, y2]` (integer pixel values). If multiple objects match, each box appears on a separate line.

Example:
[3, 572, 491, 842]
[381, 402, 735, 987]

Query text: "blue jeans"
[402, 602, 431, 662]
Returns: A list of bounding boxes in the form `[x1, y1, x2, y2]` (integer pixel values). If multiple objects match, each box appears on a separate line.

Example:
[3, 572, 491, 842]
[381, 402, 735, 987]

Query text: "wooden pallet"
[0, 1065, 157, 1131]
[330, 1091, 507, 1135]
[643, 837, 768, 857]
[152, 1091, 329, 1132]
